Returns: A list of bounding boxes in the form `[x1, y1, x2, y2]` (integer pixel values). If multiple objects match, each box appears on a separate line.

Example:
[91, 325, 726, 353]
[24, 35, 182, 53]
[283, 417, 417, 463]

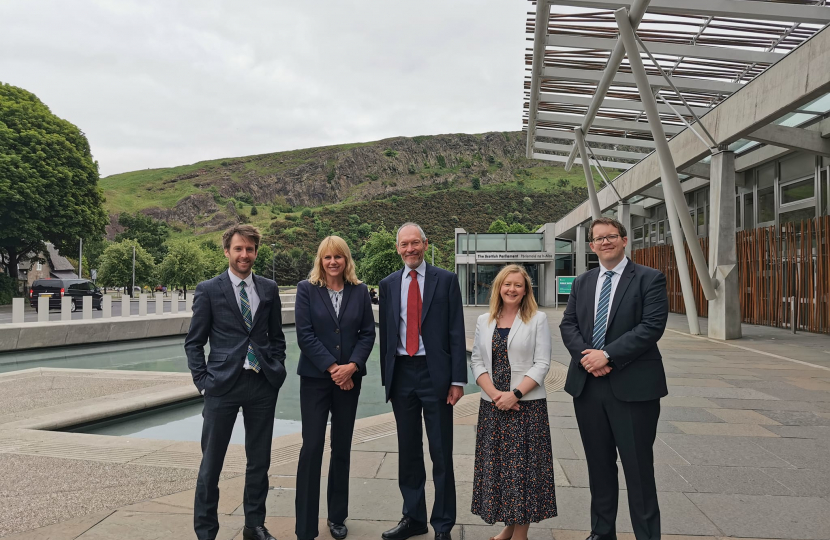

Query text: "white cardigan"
[469, 310, 551, 402]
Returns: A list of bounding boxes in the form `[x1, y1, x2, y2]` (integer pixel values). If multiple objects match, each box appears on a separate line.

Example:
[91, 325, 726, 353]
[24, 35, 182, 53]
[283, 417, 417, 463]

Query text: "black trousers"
[295, 375, 362, 540]
[194, 370, 279, 540]
[573, 375, 661, 540]
[390, 356, 456, 533]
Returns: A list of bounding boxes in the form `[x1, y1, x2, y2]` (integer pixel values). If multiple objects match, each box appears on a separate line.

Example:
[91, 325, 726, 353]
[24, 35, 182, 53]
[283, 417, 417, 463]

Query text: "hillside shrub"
[407, 163, 417, 174]
[384, 149, 398, 158]
[366, 173, 379, 181]
[250, 206, 258, 216]
[471, 177, 481, 190]
[235, 192, 253, 205]
[301, 208, 313, 218]
[436, 155, 447, 168]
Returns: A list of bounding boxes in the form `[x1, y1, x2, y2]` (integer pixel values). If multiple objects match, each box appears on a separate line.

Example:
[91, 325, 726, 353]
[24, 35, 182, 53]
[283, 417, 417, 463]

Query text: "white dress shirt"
[593, 257, 629, 323]
[397, 260, 426, 356]
[227, 269, 259, 370]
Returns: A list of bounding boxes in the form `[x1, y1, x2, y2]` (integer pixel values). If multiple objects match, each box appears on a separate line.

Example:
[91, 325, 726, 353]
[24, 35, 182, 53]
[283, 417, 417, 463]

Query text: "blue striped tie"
[592, 271, 616, 350]
[239, 281, 261, 373]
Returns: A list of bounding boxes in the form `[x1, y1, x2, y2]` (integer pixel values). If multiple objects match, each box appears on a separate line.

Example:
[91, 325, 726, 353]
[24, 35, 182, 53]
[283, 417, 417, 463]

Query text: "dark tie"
[406, 270, 422, 357]
[239, 281, 261, 372]
[592, 270, 615, 350]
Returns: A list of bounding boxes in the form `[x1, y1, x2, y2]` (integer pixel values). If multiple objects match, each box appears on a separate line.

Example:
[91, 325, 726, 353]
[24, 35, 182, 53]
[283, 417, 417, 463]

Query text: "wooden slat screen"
[633, 216, 830, 334]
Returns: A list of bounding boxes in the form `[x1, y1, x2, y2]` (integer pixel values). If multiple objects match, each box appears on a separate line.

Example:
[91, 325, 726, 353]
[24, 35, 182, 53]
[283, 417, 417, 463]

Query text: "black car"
[29, 279, 103, 312]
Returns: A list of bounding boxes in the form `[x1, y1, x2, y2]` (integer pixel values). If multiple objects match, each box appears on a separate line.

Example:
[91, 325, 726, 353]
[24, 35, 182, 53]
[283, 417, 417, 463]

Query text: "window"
[658, 221, 665, 243]
[736, 196, 741, 229]
[821, 168, 828, 216]
[779, 206, 816, 227]
[36, 262, 42, 271]
[757, 164, 775, 224]
[780, 154, 815, 184]
[633, 227, 644, 241]
[744, 193, 755, 229]
[780, 178, 815, 205]
[696, 189, 708, 236]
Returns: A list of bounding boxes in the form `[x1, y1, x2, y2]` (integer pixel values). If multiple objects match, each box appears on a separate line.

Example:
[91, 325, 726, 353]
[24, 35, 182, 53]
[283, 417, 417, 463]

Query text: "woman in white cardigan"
[469, 264, 557, 540]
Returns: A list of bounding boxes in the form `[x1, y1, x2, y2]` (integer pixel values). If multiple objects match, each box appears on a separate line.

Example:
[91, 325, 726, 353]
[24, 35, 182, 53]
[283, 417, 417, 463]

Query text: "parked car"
[29, 279, 104, 312]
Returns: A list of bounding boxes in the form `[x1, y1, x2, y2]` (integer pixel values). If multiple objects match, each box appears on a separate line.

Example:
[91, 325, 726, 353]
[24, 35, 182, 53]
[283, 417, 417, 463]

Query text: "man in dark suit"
[186, 224, 287, 540]
[560, 217, 668, 540]
[378, 222, 467, 540]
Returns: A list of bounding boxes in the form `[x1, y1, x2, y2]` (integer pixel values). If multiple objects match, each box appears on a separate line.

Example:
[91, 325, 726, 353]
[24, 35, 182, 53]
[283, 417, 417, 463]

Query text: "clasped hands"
[327, 362, 358, 390]
[581, 348, 612, 377]
[492, 391, 520, 411]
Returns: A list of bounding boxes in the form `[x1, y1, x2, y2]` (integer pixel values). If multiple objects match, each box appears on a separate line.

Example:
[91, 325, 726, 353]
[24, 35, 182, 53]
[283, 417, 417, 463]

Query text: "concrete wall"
[0, 304, 381, 352]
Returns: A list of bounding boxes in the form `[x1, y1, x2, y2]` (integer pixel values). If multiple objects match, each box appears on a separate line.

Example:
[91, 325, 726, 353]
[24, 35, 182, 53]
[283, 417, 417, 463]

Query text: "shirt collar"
[227, 269, 253, 289]
[403, 260, 427, 279]
[599, 257, 628, 276]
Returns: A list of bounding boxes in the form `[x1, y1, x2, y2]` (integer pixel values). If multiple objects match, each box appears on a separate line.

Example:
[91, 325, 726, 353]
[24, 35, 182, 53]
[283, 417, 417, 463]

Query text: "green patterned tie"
[239, 281, 261, 373]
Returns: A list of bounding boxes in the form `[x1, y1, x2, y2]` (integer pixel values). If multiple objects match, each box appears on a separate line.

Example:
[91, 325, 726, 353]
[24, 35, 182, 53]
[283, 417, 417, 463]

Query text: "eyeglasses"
[398, 240, 423, 249]
[591, 234, 621, 244]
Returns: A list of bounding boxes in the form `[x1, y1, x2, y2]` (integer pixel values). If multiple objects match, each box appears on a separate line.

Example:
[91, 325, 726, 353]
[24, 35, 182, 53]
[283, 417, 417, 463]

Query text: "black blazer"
[378, 264, 467, 401]
[560, 259, 669, 402]
[295, 280, 376, 378]
[185, 270, 287, 396]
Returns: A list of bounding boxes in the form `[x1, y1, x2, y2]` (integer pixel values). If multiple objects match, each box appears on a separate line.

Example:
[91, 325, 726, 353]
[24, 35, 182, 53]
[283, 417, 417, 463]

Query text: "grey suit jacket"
[185, 270, 287, 396]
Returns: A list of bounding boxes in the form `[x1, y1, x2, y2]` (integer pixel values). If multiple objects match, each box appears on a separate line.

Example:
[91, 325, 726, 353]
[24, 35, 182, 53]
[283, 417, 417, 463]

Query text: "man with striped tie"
[186, 224, 286, 540]
[560, 217, 668, 540]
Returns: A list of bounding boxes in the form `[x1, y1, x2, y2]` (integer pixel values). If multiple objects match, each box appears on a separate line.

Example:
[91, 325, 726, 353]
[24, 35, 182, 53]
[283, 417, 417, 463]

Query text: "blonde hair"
[488, 264, 538, 324]
[308, 236, 361, 287]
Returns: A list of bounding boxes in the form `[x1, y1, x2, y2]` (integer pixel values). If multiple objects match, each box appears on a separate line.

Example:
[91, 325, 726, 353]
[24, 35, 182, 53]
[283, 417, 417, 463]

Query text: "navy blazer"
[378, 263, 467, 401]
[295, 280, 376, 378]
[560, 259, 669, 402]
[185, 270, 287, 396]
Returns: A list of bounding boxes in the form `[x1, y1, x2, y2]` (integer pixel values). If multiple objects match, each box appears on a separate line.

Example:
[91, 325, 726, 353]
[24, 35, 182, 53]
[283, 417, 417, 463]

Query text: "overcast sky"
[0, 0, 530, 177]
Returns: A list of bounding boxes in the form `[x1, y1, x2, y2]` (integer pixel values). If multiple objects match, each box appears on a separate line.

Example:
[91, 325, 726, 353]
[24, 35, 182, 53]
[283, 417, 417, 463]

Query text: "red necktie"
[406, 270, 422, 356]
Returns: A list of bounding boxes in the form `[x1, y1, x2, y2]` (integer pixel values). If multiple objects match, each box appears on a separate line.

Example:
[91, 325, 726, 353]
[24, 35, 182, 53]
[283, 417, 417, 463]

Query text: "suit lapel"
[338, 283, 353, 322]
[421, 264, 438, 323]
[583, 267, 600, 338]
[389, 268, 403, 329]
[220, 271, 248, 332]
[607, 259, 635, 328]
[316, 283, 338, 325]
[507, 315, 524, 348]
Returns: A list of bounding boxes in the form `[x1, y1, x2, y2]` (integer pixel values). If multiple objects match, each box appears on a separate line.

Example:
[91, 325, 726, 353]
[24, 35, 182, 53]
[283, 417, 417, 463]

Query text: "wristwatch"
[512, 388, 523, 399]
[602, 351, 610, 360]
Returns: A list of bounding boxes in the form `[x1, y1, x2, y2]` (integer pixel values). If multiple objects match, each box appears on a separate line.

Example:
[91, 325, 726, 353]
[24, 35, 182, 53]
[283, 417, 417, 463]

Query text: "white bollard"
[83, 295, 92, 319]
[61, 296, 72, 321]
[38, 295, 50, 322]
[103, 295, 112, 318]
[185, 294, 194, 312]
[122, 294, 131, 317]
[12, 298, 24, 324]
[138, 294, 147, 316]
[170, 295, 179, 314]
[155, 293, 164, 315]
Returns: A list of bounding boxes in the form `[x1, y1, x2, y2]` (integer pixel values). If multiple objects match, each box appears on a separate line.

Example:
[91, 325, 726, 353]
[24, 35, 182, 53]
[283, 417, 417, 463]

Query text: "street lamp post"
[131, 245, 136, 298]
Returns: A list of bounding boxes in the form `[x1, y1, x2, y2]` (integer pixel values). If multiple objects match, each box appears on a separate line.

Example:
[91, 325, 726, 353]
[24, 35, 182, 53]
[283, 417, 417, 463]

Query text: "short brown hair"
[588, 217, 627, 242]
[222, 224, 262, 251]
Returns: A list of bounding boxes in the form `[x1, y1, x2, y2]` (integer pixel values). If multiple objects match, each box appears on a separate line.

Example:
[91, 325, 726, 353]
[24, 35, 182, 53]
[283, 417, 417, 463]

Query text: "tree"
[115, 212, 171, 263]
[253, 243, 274, 278]
[487, 219, 509, 233]
[272, 248, 312, 286]
[357, 227, 401, 285]
[199, 239, 228, 279]
[158, 242, 205, 298]
[0, 83, 108, 279]
[506, 222, 530, 233]
[97, 240, 156, 296]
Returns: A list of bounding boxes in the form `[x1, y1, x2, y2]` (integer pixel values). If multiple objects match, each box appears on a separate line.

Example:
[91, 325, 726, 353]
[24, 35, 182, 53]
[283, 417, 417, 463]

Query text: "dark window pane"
[736, 196, 741, 228]
[758, 163, 775, 189]
[821, 169, 828, 217]
[758, 187, 775, 223]
[780, 154, 814, 183]
[781, 178, 815, 205]
[779, 206, 816, 226]
[744, 193, 755, 229]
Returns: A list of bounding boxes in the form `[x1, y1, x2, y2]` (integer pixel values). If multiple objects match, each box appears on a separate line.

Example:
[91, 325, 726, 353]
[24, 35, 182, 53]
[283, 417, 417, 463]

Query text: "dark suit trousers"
[195, 370, 278, 540]
[295, 376, 362, 540]
[390, 356, 456, 533]
[573, 375, 661, 540]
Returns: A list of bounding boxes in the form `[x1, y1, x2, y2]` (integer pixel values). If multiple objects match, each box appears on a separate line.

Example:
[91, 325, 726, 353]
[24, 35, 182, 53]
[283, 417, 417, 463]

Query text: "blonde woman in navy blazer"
[469, 264, 557, 540]
[294, 236, 375, 540]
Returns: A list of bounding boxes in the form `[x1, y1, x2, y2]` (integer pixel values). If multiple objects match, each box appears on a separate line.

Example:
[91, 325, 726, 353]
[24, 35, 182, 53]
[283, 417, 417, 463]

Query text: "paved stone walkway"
[4, 308, 830, 539]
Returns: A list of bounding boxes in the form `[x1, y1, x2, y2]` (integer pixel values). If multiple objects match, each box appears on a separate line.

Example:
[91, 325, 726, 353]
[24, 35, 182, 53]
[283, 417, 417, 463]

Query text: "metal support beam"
[552, 0, 830, 24]
[745, 124, 830, 157]
[535, 142, 648, 161]
[542, 66, 743, 95]
[708, 151, 742, 340]
[575, 128, 603, 220]
[616, 7, 717, 304]
[538, 111, 684, 135]
[537, 91, 711, 117]
[536, 128, 658, 149]
[532, 152, 633, 170]
[546, 34, 786, 65]
[525, 0, 549, 159]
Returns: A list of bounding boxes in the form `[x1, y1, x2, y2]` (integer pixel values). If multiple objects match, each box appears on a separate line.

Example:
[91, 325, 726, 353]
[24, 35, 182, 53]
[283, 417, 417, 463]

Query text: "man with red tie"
[378, 222, 467, 540]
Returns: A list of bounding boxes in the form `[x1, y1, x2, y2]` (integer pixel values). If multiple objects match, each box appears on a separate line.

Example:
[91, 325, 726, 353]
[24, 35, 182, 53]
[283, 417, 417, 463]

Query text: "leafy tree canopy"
[253, 243, 274, 278]
[97, 240, 156, 295]
[158, 242, 205, 295]
[116, 212, 171, 263]
[357, 226, 402, 285]
[487, 219, 508, 233]
[0, 83, 108, 278]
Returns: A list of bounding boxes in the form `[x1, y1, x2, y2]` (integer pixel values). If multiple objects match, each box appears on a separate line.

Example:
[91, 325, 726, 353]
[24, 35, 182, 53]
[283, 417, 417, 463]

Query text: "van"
[29, 279, 103, 312]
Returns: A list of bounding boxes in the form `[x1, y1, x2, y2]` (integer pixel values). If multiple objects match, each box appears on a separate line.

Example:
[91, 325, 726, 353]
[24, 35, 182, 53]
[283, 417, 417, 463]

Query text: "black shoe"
[435, 533, 452, 540]
[381, 517, 428, 540]
[328, 520, 348, 540]
[243, 525, 277, 540]
[585, 534, 616, 540]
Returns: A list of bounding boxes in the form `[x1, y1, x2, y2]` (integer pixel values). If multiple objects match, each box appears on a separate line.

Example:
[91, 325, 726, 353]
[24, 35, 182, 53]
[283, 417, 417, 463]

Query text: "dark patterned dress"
[471, 327, 557, 525]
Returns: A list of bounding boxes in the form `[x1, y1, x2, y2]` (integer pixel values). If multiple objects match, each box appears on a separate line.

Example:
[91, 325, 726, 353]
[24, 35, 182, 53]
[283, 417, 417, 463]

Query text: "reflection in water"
[0, 330, 479, 443]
